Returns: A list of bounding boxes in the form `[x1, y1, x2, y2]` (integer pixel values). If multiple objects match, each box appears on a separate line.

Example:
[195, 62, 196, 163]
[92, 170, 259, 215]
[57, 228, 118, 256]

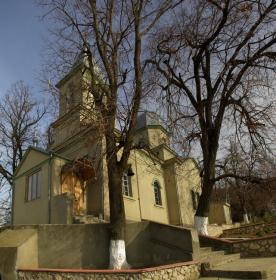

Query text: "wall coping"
[199, 234, 233, 244]
[200, 233, 276, 245]
[231, 233, 276, 244]
[18, 261, 199, 274]
[142, 219, 194, 233]
[222, 221, 276, 233]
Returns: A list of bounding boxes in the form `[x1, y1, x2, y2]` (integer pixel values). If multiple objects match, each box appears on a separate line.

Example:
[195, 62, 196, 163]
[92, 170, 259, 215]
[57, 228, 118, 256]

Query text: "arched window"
[191, 190, 200, 210]
[153, 180, 162, 205]
[122, 172, 132, 197]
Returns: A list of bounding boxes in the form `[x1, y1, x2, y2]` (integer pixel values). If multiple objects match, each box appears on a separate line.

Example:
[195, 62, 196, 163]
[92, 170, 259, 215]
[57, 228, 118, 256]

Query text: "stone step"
[206, 253, 241, 268]
[200, 247, 213, 253]
[198, 249, 226, 261]
[201, 257, 276, 279]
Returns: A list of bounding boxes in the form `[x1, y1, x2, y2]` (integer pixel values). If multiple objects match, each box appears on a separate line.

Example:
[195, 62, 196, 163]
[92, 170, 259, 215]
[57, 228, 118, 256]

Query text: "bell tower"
[48, 50, 95, 151]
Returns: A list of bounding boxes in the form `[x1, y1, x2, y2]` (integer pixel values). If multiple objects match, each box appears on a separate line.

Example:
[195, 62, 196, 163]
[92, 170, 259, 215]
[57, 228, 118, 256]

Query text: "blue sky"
[0, 0, 47, 96]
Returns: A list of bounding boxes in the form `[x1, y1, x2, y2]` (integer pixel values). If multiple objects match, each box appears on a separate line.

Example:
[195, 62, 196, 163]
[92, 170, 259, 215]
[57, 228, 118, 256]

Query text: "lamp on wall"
[127, 164, 135, 177]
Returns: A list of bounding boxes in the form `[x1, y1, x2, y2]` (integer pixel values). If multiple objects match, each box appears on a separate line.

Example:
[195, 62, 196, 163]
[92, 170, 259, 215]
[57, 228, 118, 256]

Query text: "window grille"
[191, 190, 199, 210]
[27, 170, 42, 201]
[122, 172, 132, 197]
[153, 180, 162, 205]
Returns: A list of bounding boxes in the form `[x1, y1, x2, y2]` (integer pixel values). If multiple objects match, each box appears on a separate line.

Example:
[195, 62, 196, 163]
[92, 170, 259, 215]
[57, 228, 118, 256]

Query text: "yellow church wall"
[147, 128, 170, 147]
[81, 81, 94, 111]
[133, 127, 169, 149]
[54, 128, 102, 161]
[163, 161, 180, 225]
[152, 145, 175, 161]
[123, 195, 141, 222]
[13, 159, 49, 225]
[51, 112, 82, 150]
[15, 151, 49, 178]
[58, 70, 83, 117]
[126, 150, 169, 224]
[101, 153, 110, 220]
[175, 159, 201, 225]
[133, 129, 148, 146]
[161, 147, 175, 161]
[51, 157, 68, 196]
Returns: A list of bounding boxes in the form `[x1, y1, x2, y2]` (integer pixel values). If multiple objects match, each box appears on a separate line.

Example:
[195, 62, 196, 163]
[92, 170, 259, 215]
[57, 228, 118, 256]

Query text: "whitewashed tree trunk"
[109, 240, 130, 269]
[194, 216, 209, 235]
[243, 213, 249, 224]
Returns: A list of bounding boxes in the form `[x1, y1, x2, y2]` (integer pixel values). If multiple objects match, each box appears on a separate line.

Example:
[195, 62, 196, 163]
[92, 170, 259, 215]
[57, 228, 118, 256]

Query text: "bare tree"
[0, 81, 46, 223]
[149, 0, 276, 234]
[223, 141, 276, 223]
[224, 142, 260, 223]
[38, 0, 180, 269]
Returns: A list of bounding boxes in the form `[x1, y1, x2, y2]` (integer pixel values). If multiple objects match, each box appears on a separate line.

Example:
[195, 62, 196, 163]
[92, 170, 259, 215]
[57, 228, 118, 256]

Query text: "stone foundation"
[222, 222, 276, 237]
[200, 233, 276, 258]
[232, 235, 276, 257]
[18, 262, 200, 280]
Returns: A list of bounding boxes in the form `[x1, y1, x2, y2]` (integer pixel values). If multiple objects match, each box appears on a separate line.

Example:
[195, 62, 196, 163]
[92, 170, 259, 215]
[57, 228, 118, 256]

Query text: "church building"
[11, 53, 201, 227]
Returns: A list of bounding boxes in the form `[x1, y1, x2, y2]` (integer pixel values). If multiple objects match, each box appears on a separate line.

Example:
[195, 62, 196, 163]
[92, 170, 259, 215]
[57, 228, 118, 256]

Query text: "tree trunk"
[195, 134, 217, 235]
[242, 205, 249, 224]
[195, 178, 214, 235]
[243, 212, 250, 224]
[108, 161, 129, 269]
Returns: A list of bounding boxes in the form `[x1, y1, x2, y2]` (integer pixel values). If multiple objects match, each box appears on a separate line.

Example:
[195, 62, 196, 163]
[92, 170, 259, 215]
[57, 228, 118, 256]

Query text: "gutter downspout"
[48, 153, 53, 224]
[11, 180, 15, 226]
[174, 165, 183, 226]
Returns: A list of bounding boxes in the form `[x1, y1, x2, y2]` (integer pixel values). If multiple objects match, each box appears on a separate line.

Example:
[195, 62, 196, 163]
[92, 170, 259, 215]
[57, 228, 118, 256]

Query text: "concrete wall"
[16, 232, 38, 268]
[37, 224, 110, 269]
[125, 222, 199, 267]
[51, 193, 73, 224]
[209, 202, 232, 225]
[13, 150, 50, 225]
[148, 222, 200, 262]
[0, 223, 199, 278]
[6, 222, 199, 270]
[0, 247, 17, 280]
[18, 262, 200, 280]
[0, 229, 38, 280]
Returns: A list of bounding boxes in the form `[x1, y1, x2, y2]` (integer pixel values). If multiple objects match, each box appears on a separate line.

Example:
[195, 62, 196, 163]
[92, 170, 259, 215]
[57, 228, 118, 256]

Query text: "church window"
[122, 172, 132, 197]
[27, 170, 42, 201]
[191, 190, 199, 210]
[153, 180, 162, 206]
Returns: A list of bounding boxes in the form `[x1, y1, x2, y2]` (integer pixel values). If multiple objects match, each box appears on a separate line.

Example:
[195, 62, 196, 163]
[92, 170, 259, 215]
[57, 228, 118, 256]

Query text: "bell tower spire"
[48, 47, 95, 151]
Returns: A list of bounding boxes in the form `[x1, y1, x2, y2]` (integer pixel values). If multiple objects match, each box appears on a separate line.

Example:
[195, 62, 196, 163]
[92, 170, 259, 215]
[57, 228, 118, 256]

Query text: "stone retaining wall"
[200, 234, 276, 258]
[18, 262, 200, 280]
[221, 222, 276, 237]
[232, 235, 276, 257]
